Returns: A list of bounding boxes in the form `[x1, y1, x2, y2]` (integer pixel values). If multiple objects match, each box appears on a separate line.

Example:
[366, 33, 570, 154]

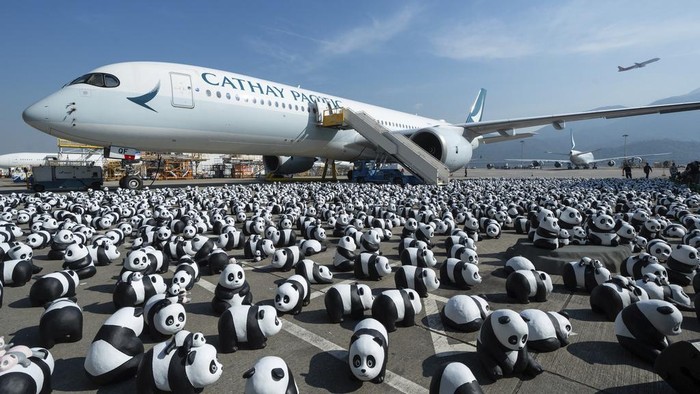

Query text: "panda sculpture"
[503, 256, 535, 275]
[399, 247, 437, 268]
[274, 274, 310, 315]
[615, 299, 682, 363]
[113, 272, 167, 309]
[143, 293, 187, 342]
[47, 229, 74, 260]
[519, 309, 572, 352]
[666, 244, 700, 286]
[211, 263, 252, 316]
[439, 258, 481, 289]
[243, 356, 299, 394]
[395, 266, 440, 298]
[62, 242, 96, 279]
[371, 288, 422, 332]
[587, 213, 619, 246]
[88, 242, 121, 266]
[39, 298, 83, 348]
[206, 248, 231, 275]
[294, 259, 333, 284]
[29, 269, 79, 307]
[476, 309, 543, 381]
[635, 273, 694, 311]
[271, 246, 302, 271]
[216, 228, 243, 250]
[505, 269, 553, 304]
[5, 242, 42, 274]
[324, 283, 374, 323]
[0, 258, 33, 287]
[0, 346, 54, 394]
[654, 340, 700, 394]
[429, 362, 483, 394]
[646, 238, 672, 263]
[620, 252, 666, 280]
[348, 318, 388, 384]
[590, 275, 649, 321]
[135, 338, 222, 393]
[298, 238, 326, 256]
[217, 304, 282, 352]
[440, 295, 490, 332]
[172, 258, 200, 292]
[359, 229, 382, 253]
[333, 236, 357, 271]
[532, 216, 560, 250]
[26, 230, 51, 249]
[84, 306, 144, 385]
[354, 252, 392, 281]
[562, 257, 612, 293]
[448, 245, 479, 265]
[244, 235, 275, 262]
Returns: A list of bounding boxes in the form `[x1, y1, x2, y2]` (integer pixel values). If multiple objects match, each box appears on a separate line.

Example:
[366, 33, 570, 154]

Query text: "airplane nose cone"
[22, 101, 49, 130]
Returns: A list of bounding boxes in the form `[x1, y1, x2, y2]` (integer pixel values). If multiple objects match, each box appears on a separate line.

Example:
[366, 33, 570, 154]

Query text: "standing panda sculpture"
[294, 259, 333, 284]
[324, 283, 374, 323]
[439, 258, 481, 289]
[532, 216, 560, 250]
[217, 304, 282, 352]
[84, 306, 144, 385]
[505, 269, 553, 303]
[354, 252, 392, 281]
[519, 309, 573, 352]
[614, 299, 682, 363]
[562, 257, 611, 293]
[274, 274, 310, 315]
[243, 356, 299, 394]
[112, 273, 167, 309]
[333, 236, 357, 272]
[211, 263, 252, 316]
[348, 318, 388, 384]
[440, 295, 490, 332]
[476, 309, 543, 381]
[590, 275, 650, 321]
[29, 269, 79, 307]
[429, 362, 483, 394]
[665, 244, 700, 286]
[39, 298, 83, 348]
[395, 266, 440, 298]
[371, 288, 422, 332]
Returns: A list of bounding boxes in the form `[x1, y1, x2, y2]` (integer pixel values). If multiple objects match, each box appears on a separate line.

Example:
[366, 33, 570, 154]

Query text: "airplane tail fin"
[465, 88, 487, 123]
[570, 129, 575, 150]
[617, 66, 625, 72]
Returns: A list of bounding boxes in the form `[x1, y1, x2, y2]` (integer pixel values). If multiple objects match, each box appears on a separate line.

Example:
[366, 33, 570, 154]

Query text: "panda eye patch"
[283, 295, 290, 303]
[353, 355, 361, 368]
[358, 288, 364, 296]
[166, 316, 174, 326]
[565, 325, 572, 331]
[508, 335, 518, 345]
[209, 360, 218, 374]
[178, 313, 185, 322]
[237, 272, 243, 279]
[228, 273, 235, 282]
[367, 355, 376, 368]
[522, 334, 528, 343]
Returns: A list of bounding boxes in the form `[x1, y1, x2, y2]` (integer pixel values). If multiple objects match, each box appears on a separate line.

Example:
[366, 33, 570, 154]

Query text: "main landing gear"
[118, 160, 143, 190]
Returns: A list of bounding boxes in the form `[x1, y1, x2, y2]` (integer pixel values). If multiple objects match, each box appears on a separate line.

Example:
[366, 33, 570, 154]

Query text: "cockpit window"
[68, 73, 120, 88]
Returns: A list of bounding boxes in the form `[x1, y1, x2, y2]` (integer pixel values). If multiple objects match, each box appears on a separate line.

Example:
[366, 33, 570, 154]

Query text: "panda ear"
[539, 273, 547, 281]
[242, 367, 255, 379]
[558, 310, 570, 319]
[186, 350, 197, 365]
[373, 337, 385, 347]
[258, 309, 265, 320]
[657, 306, 675, 315]
[521, 316, 530, 323]
[271, 367, 285, 381]
[498, 316, 511, 325]
[408, 291, 415, 300]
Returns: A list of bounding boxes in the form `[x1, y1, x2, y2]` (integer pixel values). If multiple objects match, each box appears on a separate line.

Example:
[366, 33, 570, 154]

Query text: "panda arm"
[214, 285, 234, 301]
[521, 348, 544, 377]
[477, 344, 503, 381]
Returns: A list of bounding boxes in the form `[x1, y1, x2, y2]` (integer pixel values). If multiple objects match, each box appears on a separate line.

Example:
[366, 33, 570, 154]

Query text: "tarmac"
[0, 167, 693, 393]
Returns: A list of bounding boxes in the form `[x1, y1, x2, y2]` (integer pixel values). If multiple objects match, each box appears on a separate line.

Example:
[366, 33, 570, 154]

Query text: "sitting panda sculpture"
[440, 295, 490, 332]
[348, 318, 388, 384]
[324, 283, 374, 323]
[562, 257, 611, 293]
[519, 309, 573, 352]
[243, 356, 299, 394]
[211, 263, 252, 316]
[218, 304, 282, 353]
[429, 362, 483, 394]
[505, 269, 553, 303]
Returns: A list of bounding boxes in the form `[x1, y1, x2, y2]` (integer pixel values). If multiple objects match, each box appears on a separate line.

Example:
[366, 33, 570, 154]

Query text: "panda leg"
[477, 350, 503, 381]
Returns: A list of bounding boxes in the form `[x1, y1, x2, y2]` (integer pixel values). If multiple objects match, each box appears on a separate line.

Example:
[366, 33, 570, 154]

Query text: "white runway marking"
[423, 296, 472, 357]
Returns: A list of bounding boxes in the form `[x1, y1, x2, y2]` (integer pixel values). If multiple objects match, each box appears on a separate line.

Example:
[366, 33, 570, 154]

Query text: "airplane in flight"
[507, 130, 669, 169]
[618, 57, 660, 72]
[22, 61, 700, 188]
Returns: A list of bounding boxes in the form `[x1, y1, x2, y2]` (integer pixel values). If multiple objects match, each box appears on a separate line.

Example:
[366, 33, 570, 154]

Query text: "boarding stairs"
[321, 108, 450, 185]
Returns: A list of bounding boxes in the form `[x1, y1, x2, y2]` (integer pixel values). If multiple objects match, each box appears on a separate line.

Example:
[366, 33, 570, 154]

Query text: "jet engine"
[554, 161, 563, 168]
[409, 127, 472, 172]
[607, 160, 616, 167]
[532, 160, 542, 168]
[263, 156, 316, 175]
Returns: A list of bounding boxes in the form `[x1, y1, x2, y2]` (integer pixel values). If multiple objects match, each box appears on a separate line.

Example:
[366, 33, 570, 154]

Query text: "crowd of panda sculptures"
[0, 176, 699, 393]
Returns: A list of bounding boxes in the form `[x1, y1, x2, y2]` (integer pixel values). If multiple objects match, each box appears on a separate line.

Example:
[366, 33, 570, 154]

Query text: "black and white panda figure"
[635, 273, 694, 311]
[639, 218, 664, 241]
[39, 298, 83, 348]
[440, 294, 490, 332]
[172, 258, 200, 292]
[662, 223, 687, 239]
[304, 225, 327, 243]
[359, 229, 382, 253]
[189, 236, 215, 267]
[298, 238, 326, 256]
[589, 275, 649, 321]
[0, 346, 54, 394]
[371, 288, 422, 332]
[505, 269, 553, 304]
[587, 213, 619, 246]
[354, 252, 392, 281]
[143, 293, 187, 342]
[532, 216, 560, 250]
[395, 266, 440, 298]
[615, 220, 637, 250]
[211, 263, 252, 316]
[558, 206, 582, 230]
[463, 215, 480, 242]
[243, 356, 299, 394]
[295, 259, 333, 284]
[62, 242, 96, 279]
[444, 233, 476, 253]
[84, 306, 144, 385]
[88, 242, 121, 267]
[275, 228, 297, 248]
[620, 252, 667, 280]
[5, 242, 42, 274]
[113, 272, 167, 309]
[647, 238, 672, 263]
[333, 235, 357, 271]
[665, 244, 700, 286]
[29, 269, 79, 307]
[415, 222, 435, 248]
[440, 258, 481, 289]
[274, 274, 310, 315]
[398, 238, 426, 256]
[348, 318, 388, 384]
[519, 309, 572, 352]
[217, 304, 282, 352]
[683, 228, 700, 248]
[513, 216, 529, 235]
[430, 362, 483, 394]
[400, 247, 437, 268]
[477, 309, 542, 381]
[479, 218, 502, 239]
[0, 258, 33, 287]
[503, 256, 535, 275]
[654, 340, 700, 394]
[244, 235, 275, 262]
[401, 217, 418, 238]
[47, 229, 74, 260]
[121, 248, 152, 277]
[271, 246, 302, 271]
[206, 248, 232, 275]
[324, 283, 374, 323]
[135, 338, 222, 393]
[162, 330, 206, 357]
[615, 299, 682, 364]
[216, 227, 243, 250]
[450, 245, 479, 266]
[570, 226, 588, 245]
[562, 257, 611, 293]
[26, 230, 51, 250]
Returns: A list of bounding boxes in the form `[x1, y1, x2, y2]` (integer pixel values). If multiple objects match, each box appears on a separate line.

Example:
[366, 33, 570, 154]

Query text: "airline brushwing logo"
[127, 81, 160, 112]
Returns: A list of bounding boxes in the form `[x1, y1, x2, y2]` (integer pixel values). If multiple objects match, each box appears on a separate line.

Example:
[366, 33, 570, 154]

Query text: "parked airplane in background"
[0, 152, 103, 172]
[618, 57, 660, 72]
[507, 130, 669, 169]
[22, 61, 700, 187]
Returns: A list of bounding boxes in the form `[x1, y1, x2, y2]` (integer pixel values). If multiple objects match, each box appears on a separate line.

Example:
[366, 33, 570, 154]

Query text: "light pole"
[520, 140, 524, 160]
[622, 134, 629, 164]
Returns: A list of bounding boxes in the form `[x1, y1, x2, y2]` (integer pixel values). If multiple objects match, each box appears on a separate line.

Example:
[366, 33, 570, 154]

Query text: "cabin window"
[252, 98, 256, 104]
[226, 93, 231, 100]
[216, 91, 221, 98]
[282, 103, 286, 109]
[235, 94, 240, 101]
[206, 90, 212, 97]
[295, 105, 299, 111]
[275, 102, 279, 108]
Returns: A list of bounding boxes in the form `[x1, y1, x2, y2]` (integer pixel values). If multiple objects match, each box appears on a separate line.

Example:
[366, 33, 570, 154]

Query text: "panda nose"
[361, 369, 366, 374]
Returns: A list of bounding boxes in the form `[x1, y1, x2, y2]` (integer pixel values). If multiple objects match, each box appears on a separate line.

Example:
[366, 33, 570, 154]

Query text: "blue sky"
[3, 0, 700, 154]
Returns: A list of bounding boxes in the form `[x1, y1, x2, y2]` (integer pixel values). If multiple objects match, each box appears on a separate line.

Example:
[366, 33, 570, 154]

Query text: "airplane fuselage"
[569, 150, 595, 166]
[23, 62, 462, 166]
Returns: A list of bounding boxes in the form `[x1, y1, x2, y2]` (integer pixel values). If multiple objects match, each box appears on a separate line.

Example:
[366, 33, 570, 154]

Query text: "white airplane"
[507, 130, 669, 169]
[0, 152, 103, 172]
[618, 57, 660, 72]
[22, 61, 700, 187]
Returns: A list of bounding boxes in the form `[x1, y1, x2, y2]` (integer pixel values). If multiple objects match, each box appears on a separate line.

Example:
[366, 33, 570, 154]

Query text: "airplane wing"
[453, 101, 700, 136]
[590, 152, 670, 164]
[638, 58, 660, 66]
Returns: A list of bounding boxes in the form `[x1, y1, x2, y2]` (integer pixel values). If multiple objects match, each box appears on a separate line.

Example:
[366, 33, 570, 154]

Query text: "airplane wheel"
[123, 175, 143, 190]
[118, 177, 127, 188]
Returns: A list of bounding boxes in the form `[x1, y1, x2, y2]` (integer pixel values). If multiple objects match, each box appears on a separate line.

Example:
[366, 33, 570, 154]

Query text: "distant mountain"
[474, 89, 700, 165]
